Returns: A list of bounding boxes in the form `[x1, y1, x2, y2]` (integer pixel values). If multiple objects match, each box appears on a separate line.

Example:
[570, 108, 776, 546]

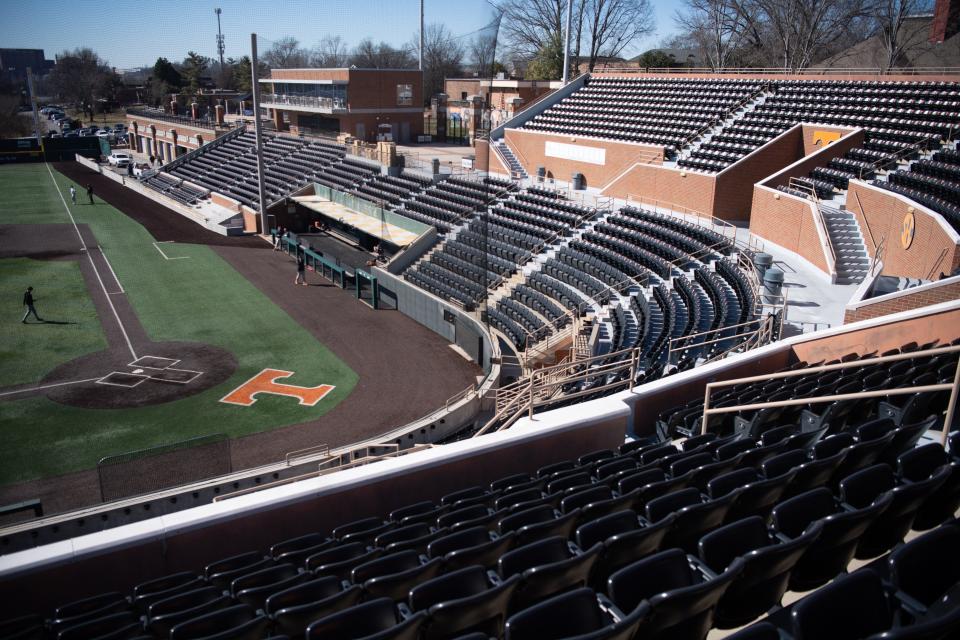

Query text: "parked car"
[133, 163, 150, 177]
[107, 151, 133, 167]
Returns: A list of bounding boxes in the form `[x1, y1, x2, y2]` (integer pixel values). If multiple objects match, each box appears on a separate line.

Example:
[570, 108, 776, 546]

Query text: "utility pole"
[26, 67, 42, 147]
[562, 0, 573, 84]
[215, 8, 225, 71]
[419, 0, 424, 71]
[250, 34, 270, 235]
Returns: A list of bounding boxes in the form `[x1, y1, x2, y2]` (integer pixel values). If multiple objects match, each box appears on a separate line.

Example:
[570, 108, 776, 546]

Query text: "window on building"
[397, 84, 413, 106]
[461, 91, 468, 100]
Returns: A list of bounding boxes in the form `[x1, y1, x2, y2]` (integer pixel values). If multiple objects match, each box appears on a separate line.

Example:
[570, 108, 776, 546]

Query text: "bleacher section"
[5, 340, 958, 640]
[521, 77, 763, 155]
[141, 172, 210, 206]
[155, 130, 350, 209]
[681, 79, 960, 174]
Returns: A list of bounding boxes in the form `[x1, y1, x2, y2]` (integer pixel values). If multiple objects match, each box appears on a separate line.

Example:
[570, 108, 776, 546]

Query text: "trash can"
[572, 172, 585, 190]
[431, 158, 440, 175]
[763, 267, 784, 305]
[754, 253, 773, 279]
[537, 166, 546, 181]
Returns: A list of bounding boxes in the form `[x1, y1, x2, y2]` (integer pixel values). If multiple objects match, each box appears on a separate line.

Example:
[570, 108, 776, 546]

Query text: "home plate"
[129, 356, 180, 370]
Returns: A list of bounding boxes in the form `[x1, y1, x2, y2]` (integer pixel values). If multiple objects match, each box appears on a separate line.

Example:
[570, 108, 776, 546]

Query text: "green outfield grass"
[0, 163, 358, 486]
[0, 258, 108, 387]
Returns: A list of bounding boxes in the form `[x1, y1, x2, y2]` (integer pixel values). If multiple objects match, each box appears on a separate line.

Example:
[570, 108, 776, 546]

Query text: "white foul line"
[45, 163, 138, 360]
[98, 246, 125, 294]
[0, 377, 101, 398]
[153, 241, 189, 260]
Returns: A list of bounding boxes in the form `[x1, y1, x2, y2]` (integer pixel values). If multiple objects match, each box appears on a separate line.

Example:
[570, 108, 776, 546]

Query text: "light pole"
[215, 8, 225, 71]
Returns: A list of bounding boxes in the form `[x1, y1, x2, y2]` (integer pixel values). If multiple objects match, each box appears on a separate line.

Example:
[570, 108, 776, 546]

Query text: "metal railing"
[700, 344, 960, 446]
[589, 66, 960, 76]
[478, 284, 778, 435]
[213, 442, 434, 502]
[260, 93, 347, 112]
[926, 248, 950, 282]
[126, 107, 232, 130]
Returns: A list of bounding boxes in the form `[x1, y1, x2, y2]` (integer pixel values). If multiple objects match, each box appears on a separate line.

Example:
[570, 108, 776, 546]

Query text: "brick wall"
[751, 186, 831, 274]
[845, 279, 960, 323]
[792, 304, 960, 363]
[603, 162, 717, 215]
[503, 128, 662, 189]
[846, 180, 960, 279]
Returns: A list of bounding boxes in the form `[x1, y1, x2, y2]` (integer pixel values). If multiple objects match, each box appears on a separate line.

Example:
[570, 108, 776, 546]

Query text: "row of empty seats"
[7, 386, 957, 639]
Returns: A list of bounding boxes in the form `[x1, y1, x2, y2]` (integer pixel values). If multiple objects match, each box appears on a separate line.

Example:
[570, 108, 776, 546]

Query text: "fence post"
[942, 355, 960, 446]
[629, 349, 638, 391]
[528, 375, 535, 419]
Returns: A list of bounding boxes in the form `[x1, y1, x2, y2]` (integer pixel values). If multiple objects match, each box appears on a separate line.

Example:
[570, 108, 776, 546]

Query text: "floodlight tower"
[215, 8, 225, 70]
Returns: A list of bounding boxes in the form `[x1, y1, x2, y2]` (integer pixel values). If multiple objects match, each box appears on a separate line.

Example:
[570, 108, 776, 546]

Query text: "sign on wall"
[901, 211, 915, 249]
[545, 141, 606, 165]
[812, 130, 842, 147]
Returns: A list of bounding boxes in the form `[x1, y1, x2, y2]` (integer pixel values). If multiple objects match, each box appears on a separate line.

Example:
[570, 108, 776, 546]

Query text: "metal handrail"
[700, 344, 960, 445]
[925, 248, 950, 282]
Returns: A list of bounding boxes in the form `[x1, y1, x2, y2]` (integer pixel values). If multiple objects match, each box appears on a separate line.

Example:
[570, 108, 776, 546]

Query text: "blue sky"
[0, 0, 680, 69]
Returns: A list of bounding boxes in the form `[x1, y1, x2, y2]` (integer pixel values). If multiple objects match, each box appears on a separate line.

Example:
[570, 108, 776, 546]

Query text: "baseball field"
[0, 161, 478, 513]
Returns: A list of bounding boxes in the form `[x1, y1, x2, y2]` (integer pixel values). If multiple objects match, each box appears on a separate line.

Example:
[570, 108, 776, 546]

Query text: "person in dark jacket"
[294, 252, 307, 285]
[86, 184, 95, 205]
[22, 286, 42, 323]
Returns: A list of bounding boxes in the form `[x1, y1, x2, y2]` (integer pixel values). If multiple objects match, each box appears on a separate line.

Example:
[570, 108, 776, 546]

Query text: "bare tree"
[262, 36, 310, 69]
[470, 30, 499, 77]
[350, 39, 416, 69]
[499, 0, 567, 61]
[410, 24, 465, 101]
[874, 0, 933, 70]
[675, 0, 749, 70]
[499, 0, 654, 74]
[581, 0, 655, 71]
[311, 35, 350, 68]
[47, 48, 117, 119]
[734, 0, 874, 71]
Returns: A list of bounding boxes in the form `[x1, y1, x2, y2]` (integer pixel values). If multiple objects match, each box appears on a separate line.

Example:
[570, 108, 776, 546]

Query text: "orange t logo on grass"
[220, 369, 336, 407]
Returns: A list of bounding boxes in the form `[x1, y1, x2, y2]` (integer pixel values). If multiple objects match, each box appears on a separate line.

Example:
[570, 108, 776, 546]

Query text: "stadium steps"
[677, 86, 774, 161]
[493, 140, 528, 180]
[819, 203, 870, 285]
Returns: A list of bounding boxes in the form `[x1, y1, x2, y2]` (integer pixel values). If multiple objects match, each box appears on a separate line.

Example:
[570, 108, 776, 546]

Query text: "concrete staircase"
[677, 87, 774, 161]
[493, 140, 528, 180]
[819, 204, 870, 285]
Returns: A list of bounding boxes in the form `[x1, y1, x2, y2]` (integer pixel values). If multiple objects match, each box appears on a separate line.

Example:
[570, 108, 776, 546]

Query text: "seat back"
[305, 598, 425, 640]
[423, 574, 521, 640]
[645, 487, 701, 522]
[575, 510, 639, 550]
[169, 604, 254, 640]
[607, 548, 694, 613]
[889, 524, 960, 608]
[409, 565, 490, 612]
[790, 569, 890, 640]
[640, 557, 744, 639]
[771, 488, 836, 538]
[264, 576, 341, 615]
[898, 443, 948, 481]
[513, 543, 603, 610]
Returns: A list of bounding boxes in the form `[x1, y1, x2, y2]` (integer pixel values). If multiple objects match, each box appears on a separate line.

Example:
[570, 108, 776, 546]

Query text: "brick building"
[443, 77, 560, 132]
[260, 68, 424, 143]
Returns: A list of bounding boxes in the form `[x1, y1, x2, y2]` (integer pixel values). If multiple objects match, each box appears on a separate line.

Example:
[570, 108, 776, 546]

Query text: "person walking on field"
[69, 185, 77, 205]
[22, 286, 42, 323]
[295, 252, 307, 285]
[86, 184, 95, 205]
